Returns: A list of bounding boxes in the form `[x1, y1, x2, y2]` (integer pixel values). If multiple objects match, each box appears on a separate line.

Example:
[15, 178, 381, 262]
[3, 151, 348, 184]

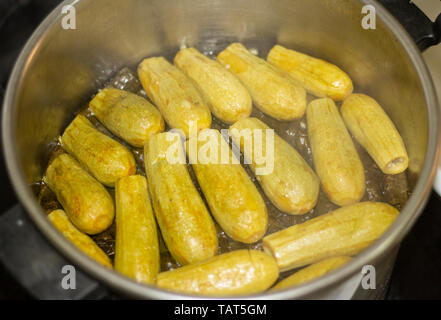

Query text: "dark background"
[0, 0, 440, 300]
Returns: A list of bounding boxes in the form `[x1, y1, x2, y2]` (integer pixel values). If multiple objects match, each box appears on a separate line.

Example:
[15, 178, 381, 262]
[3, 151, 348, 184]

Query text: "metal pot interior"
[2, 0, 439, 298]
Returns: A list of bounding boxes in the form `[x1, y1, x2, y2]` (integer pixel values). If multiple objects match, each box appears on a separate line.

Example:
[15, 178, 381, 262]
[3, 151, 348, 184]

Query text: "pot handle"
[377, 0, 441, 51]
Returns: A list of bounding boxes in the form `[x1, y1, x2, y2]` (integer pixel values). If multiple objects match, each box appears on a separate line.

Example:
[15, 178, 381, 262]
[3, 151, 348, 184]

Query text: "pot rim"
[2, 0, 440, 299]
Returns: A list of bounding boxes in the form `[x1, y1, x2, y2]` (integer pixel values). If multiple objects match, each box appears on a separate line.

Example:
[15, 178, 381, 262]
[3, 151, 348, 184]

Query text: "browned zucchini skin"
[341, 93, 409, 175]
[144, 133, 218, 265]
[48, 209, 112, 268]
[138, 57, 212, 137]
[175, 47, 252, 124]
[44, 153, 114, 235]
[267, 44, 353, 101]
[89, 87, 165, 148]
[114, 175, 160, 284]
[271, 256, 351, 290]
[217, 43, 307, 121]
[230, 117, 319, 215]
[187, 129, 268, 243]
[61, 114, 136, 187]
[156, 250, 279, 296]
[263, 202, 399, 272]
[307, 98, 365, 206]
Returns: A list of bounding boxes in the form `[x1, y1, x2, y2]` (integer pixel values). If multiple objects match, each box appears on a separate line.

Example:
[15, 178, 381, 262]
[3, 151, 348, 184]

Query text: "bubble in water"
[249, 48, 259, 55]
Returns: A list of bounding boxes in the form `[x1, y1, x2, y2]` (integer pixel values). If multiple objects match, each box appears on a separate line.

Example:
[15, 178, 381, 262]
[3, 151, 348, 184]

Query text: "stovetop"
[0, 0, 440, 300]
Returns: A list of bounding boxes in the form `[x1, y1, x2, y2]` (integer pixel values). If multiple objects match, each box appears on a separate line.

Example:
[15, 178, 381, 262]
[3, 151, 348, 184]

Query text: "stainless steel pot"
[2, 0, 441, 299]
